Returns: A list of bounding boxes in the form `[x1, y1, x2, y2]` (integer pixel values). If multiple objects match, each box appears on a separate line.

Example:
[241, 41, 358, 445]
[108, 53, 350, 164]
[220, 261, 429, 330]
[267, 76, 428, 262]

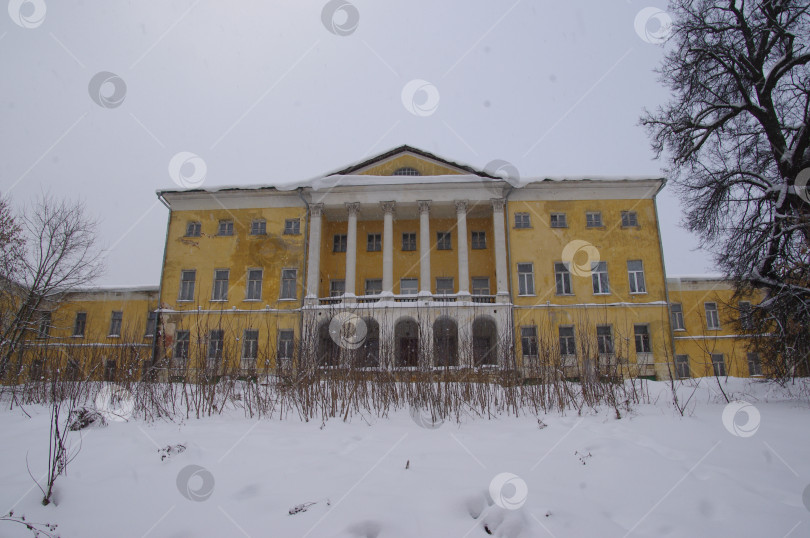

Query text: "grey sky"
[1, 0, 714, 286]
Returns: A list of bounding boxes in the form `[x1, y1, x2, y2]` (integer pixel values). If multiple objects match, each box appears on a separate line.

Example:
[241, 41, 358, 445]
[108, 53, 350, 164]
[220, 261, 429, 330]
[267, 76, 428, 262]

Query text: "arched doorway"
[356, 318, 380, 368]
[472, 317, 498, 366]
[317, 320, 341, 367]
[433, 317, 458, 367]
[395, 317, 419, 368]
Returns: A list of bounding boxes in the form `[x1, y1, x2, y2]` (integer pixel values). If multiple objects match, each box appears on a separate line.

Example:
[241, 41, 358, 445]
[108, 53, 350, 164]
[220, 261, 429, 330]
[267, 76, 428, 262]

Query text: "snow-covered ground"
[1, 378, 809, 537]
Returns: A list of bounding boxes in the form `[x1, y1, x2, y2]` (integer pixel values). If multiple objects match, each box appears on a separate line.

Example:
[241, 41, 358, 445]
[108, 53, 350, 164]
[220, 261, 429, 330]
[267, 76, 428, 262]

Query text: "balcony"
[314, 293, 506, 306]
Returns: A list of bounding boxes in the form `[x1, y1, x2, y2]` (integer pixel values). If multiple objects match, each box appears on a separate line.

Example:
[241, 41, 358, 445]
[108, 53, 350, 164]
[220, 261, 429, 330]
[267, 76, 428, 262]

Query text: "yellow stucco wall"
[358, 154, 464, 176]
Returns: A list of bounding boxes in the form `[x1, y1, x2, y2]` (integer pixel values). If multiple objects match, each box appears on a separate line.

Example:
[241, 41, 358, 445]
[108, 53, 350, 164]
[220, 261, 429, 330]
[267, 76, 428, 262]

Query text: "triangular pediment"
[328, 145, 495, 178]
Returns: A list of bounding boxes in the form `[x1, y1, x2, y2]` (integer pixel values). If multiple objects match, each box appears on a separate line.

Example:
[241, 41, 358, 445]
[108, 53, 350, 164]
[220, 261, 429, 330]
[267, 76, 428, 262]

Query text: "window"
[179, 270, 196, 301]
[175, 331, 190, 362]
[402, 232, 416, 251]
[675, 355, 690, 378]
[246, 269, 263, 300]
[109, 311, 123, 337]
[400, 278, 418, 295]
[586, 212, 603, 228]
[393, 167, 420, 176]
[747, 352, 762, 376]
[145, 311, 157, 337]
[277, 330, 295, 359]
[634, 324, 651, 353]
[211, 269, 229, 301]
[367, 233, 381, 252]
[250, 219, 266, 235]
[208, 330, 224, 360]
[185, 221, 201, 237]
[711, 353, 726, 377]
[436, 277, 454, 295]
[521, 327, 538, 358]
[437, 232, 452, 250]
[517, 263, 535, 295]
[333, 234, 347, 252]
[559, 326, 576, 356]
[284, 218, 300, 235]
[242, 329, 259, 360]
[670, 303, 685, 331]
[37, 312, 51, 339]
[550, 213, 567, 228]
[592, 261, 610, 294]
[596, 325, 614, 355]
[554, 262, 572, 295]
[280, 269, 297, 299]
[705, 302, 720, 330]
[365, 279, 382, 295]
[73, 312, 86, 337]
[471, 231, 486, 249]
[739, 301, 753, 330]
[217, 220, 234, 236]
[104, 360, 116, 382]
[514, 212, 531, 229]
[627, 260, 647, 294]
[621, 211, 639, 227]
[330, 280, 345, 297]
[472, 277, 490, 296]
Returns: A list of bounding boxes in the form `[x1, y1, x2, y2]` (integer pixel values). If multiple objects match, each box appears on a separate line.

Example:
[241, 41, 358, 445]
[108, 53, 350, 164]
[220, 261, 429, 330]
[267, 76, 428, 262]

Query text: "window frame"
[280, 268, 297, 300]
[365, 278, 383, 296]
[330, 279, 345, 297]
[145, 311, 157, 337]
[670, 303, 685, 331]
[217, 219, 234, 236]
[277, 330, 295, 359]
[471, 277, 490, 296]
[109, 311, 123, 338]
[675, 354, 690, 379]
[208, 330, 224, 360]
[367, 233, 382, 252]
[400, 277, 418, 295]
[73, 312, 87, 337]
[627, 260, 647, 294]
[471, 231, 487, 250]
[179, 269, 196, 302]
[711, 353, 726, 377]
[634, 324, 651, 354]
[704, 302, 721, 330]
[37, 312, 52, 339]
[550, 213, 568, 228]
[554, 262, 573, 295]
[245, 268, 263, 301]
[211, 269, 230, 301]
[401, 232, 416, 251]
[585, 211, 603, 228]
[185, 221, 201, 237]
[559, 325, 576, 357]
[747, 352, 762, 376]
[242, 329, 259, 360]
[437, 231, 452, 250]
[174, 330, 190, 363]
[283, 218, 300, 235]
[517, 263, 535, 296]
[514, 212, 531, 229]
[435, 277, 454, 295]
[333, 234, 347, 253]
[596, 325, 614, 355]
[250, 219, 267, 236]
[621, 211, 639, 228]
[521, 326, 538, 358]
[591, 261, 610, 295]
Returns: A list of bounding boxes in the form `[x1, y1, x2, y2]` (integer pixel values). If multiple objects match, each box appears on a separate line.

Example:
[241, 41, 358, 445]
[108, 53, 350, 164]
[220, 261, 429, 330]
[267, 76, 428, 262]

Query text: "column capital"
[454, 200, 468, 214]
[311, 203, 324, 217]
[380, 201, 396, 214]
[490, 198, 506, 212]
[418, 200, 431, 214]
[345, 202, 360, 216]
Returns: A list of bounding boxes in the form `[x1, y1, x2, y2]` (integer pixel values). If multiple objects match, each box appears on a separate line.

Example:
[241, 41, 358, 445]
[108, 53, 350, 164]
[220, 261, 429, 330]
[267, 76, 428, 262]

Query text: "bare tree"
[642, 0, 810, 378]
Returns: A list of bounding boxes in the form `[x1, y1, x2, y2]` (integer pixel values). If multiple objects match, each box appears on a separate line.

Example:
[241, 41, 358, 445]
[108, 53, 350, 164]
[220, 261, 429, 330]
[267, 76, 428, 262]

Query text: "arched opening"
[472, 317, 498, 366]
[433, 317, 458, 367]
[356, 318, 380, 368]
[317, 320, 341, 367]
[395, 317, 419, 368]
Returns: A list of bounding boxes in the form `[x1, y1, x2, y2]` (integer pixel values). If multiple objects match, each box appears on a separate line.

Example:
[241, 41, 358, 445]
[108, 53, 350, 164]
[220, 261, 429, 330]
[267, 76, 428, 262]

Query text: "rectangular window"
[217, 220, 234, 236]
[175, 331, 190, 362]
[705, 302, 720, 330]
[250, 219, 266, 235]
[277, 330, 295, 359]
[365, 279, 382, 295]
[554, 262, 572, 295]
[514, 212, 531, 228]
[246, 268, 263, 300]
[518, 263, 535, 295]
[185, 221, 201, 237]
[402, 232, 416, 251]
[592, 261, 610, 294]
[436, 277, 454, 295]
[634, 324, 651, 353]
[73, 312, 86, 337]
[675, 354, 690, 378]
[471, 231, 487, 249]
[437, 232, 452, 250]
[37, 312, 51, 339]
[711, 353, 726, 377]
[242, 329, 259, 360]
[283, 218, 300, 235]
[109, 311, 123, 337]
[145, 311, 157, 337]
[627, 260, 647, 293]
[596, 325, 614, 354]
[472, 277, 490, 296]
[586, 212, 603, 228]
[670, 303, 685, 331]
[621, 211, 639, 227]
[550, 213, 567, 228]
[400, 278, 418, 295]
[333, 234, 347, 252]
[367, 233, 382, 252]
[208, 330, 224, 360]
[747, 352, 762, 376]
[559, 326, 576, 356]
[179, 270, 196, 301]
[521, 326, 538, 358]
[330, 279, 345, 297]
[211, 269, 229, 301]
[280, 269, 297, 299]
[739, 301, 753, 330]
[104, 360, 116, 382]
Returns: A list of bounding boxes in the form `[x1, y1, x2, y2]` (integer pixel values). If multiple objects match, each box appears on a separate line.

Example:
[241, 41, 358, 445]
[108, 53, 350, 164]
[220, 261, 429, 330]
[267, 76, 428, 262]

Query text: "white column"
[455, 200, 470, 298]
[381, 201, 396, 296]
[491, 198, 509, 300]
[345, 202, 359, 300]
[418, 201, 431, 297]
[305, 203, 323, 304]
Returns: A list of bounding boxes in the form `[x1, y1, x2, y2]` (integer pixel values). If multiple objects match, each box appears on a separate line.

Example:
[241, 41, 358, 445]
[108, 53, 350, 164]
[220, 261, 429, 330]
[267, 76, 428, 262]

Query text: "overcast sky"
[1, 0, 716, 286]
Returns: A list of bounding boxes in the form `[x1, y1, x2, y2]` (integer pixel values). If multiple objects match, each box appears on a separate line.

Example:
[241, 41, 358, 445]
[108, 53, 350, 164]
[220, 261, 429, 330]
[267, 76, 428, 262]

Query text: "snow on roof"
[67, 285, 159, 294]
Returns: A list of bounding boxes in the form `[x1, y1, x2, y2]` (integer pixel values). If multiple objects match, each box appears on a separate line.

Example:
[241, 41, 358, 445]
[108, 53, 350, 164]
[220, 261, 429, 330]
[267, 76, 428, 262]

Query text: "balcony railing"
[315, 293, 504, 305]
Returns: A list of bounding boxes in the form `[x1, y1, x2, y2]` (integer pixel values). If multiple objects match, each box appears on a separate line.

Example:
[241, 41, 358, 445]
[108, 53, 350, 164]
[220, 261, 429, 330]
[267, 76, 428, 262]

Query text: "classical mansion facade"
[17, 146, 764, 382]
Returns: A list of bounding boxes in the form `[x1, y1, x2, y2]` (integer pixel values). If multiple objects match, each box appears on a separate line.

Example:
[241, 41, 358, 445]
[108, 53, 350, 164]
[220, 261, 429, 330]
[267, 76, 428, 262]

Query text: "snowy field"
[1, 378, 809, 537]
